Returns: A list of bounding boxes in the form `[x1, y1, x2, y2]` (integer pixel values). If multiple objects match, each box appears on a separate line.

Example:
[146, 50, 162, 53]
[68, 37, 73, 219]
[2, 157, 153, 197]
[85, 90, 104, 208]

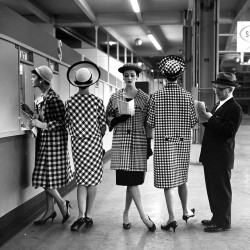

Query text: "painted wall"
[0, 6, 81, 217]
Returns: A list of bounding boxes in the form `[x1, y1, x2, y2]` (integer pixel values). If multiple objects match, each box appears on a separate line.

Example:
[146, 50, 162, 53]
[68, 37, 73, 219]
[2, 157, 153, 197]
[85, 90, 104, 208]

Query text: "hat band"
[74, 79, 93, 86]
[216, 78, 236, 83]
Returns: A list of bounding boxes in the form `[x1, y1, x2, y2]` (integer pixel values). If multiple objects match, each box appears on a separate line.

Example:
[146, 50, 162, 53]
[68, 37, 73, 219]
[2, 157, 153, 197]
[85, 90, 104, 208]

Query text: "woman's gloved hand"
[110, 115, 131, 131]
[29, 119, 47, 129]
[147, 138, 153, 159]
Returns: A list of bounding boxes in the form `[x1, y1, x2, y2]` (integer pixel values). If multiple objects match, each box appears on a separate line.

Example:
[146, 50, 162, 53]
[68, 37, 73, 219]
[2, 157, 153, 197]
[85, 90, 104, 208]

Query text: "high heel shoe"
[161, 221, 178, 232]
[182, 208, 195, 223]
[34, 211, 57, 225]
[85, 217, 93, 227]
[147, 215, 156, 232]
[123, 223, 131, 230]
[70, 217, 85, 231]
[62, 200, 72, 224]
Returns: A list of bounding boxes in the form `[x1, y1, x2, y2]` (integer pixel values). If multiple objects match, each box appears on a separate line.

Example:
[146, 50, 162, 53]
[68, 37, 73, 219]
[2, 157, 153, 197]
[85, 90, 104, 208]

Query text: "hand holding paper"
[194, 100, 210, 123]
[117, 99, 135, 116]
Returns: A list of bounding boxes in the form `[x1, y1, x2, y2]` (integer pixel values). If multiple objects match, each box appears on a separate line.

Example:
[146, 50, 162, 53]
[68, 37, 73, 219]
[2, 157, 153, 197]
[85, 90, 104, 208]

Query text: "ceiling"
[0, 0, 249, 72]
[0, 0, 193, 69]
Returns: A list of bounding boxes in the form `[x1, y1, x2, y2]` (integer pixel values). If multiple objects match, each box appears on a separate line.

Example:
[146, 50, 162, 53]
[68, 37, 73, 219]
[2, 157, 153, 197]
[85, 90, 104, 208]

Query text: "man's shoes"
[204, 224, 230, 233]
[201, 219, 213, 226]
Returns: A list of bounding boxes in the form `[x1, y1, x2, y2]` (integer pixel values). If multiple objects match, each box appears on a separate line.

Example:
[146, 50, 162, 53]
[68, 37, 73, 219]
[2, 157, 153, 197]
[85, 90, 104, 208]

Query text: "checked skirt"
[71, 135, 103, 186]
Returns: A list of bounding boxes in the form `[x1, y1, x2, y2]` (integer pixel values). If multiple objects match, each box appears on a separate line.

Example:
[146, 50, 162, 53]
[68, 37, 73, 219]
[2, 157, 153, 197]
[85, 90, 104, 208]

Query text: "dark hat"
[211, 72, 241, 87]
[118, 63, 142, 74]
[67, 61, 101, 87]
[158, 55, 186, 78]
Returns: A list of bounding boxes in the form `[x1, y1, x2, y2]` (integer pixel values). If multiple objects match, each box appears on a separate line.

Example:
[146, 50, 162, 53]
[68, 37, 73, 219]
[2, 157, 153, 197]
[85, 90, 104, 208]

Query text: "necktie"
[211, 102, 220, 114]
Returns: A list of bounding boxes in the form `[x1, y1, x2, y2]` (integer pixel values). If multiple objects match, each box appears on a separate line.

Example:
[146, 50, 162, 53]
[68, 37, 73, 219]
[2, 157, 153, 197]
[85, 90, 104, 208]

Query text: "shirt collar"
[42, 86, 51, 98]
[219, 92, 233, 106]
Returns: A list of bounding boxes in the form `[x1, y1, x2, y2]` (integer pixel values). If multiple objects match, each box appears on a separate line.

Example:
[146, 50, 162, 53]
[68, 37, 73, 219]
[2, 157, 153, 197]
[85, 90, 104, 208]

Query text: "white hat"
[35, 65, 53, 83]
[67, 61, 101, 87]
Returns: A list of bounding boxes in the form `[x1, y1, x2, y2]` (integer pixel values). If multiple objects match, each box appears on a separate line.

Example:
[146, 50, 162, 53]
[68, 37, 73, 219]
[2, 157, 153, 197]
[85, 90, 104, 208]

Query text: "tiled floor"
[1, 121, 250, 250]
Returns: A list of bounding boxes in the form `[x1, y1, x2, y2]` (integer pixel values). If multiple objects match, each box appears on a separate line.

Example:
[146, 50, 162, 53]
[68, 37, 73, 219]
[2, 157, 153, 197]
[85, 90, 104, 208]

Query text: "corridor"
[1, 120, 250, 250]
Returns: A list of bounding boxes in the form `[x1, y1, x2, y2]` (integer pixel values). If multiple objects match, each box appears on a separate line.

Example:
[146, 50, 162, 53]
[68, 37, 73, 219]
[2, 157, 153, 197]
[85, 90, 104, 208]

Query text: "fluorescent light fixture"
[129, 0, 140, 13]
[148, 34, 162, 50]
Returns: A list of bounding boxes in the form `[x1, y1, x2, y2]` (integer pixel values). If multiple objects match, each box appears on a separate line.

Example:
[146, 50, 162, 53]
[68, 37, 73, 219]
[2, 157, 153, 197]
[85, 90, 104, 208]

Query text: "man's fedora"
[211, 72, 241, 87]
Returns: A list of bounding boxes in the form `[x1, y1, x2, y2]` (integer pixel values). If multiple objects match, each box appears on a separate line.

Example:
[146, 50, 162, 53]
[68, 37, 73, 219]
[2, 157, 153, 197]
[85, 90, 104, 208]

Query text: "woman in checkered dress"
[147, 56, 197, 232]
[21, 65, 74, 225]
[106, 63, 156, 232]
[65, 62, 106, 231]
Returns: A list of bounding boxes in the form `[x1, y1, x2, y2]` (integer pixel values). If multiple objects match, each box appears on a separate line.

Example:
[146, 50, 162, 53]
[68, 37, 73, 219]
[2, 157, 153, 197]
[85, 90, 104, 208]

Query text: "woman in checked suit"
[147, 56, 197, 232]
[106, 63, 155, 232]
[65, 61, 106, 231]
[21, 65, 74, 225]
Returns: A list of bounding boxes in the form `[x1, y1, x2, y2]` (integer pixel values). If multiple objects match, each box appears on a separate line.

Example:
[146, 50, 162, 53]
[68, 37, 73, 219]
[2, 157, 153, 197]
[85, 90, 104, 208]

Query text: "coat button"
[165, 138, 169, 141]
[127, 129, 131, 134]
[180, 138, 184, 142]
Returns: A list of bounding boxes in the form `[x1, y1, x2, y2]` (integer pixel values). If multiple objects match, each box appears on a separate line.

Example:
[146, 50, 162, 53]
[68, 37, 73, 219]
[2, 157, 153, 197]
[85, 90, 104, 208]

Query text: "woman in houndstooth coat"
[65, 61, 106, 231]
[147, 56, 197, 232]
[106, 63, 156, 232]
[21, 65, 73, 225]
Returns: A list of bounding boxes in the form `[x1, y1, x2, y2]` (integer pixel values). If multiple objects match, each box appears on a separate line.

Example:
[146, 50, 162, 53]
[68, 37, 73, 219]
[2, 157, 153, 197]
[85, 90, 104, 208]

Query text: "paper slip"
[194, 100, 207, 123]
[20, 109, 32, 128]
[20, 109, 38, 137]
[117, 99, 135, 116]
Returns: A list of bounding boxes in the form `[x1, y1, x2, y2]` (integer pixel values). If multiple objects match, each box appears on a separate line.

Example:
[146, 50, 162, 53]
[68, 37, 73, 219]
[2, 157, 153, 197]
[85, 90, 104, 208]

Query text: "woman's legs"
[178, 183, 193, 216]
[123, 187, 133, 224]
[85, 185, 97, 218]
[37, 191, 55, 219]
[77, 185, 87, 219]
[128, 186, 154, 228]
[164, 187, 176, 223]
[76, 185, 97, 219]
[45, 188, 67, 217]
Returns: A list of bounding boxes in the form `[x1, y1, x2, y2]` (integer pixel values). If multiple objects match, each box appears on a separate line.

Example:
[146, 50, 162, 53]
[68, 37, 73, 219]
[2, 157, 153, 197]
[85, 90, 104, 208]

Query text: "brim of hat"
[160, 69, 184, 79]
[211, 80, 241, 87]
[67, 61, 101, 87]
[118, 65, 142, 74]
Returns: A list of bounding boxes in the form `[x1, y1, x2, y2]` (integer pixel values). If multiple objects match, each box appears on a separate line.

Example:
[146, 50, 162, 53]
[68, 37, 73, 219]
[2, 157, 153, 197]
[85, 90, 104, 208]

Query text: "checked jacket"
[147, 84, 197, 188]
[32, 88, 73, 189]
[106, 88, 152, 172]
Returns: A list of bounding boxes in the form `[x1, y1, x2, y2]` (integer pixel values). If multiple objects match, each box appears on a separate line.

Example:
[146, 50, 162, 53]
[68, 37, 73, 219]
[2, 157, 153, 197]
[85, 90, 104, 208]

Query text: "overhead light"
[135, 38, 142, 46]
[148, 34, 162, 50]
[129, 0, 140, 13]
[138, 62, 143, 67]
[109, 41, 116, 46]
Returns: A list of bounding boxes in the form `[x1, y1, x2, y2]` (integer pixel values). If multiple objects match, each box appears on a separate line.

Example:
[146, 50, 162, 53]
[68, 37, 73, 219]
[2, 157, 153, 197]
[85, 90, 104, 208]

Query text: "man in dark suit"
[199, 72, 242, 232]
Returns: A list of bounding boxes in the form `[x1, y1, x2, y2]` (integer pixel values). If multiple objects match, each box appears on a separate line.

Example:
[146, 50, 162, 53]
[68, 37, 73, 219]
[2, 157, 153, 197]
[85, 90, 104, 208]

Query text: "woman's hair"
[166, 76, 178, 82]
[31, 69, 50, 85]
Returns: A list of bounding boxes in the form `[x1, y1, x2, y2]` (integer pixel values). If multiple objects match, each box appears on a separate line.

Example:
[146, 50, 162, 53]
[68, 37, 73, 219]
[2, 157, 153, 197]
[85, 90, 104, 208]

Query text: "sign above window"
[237, 21, 250, 52]
[19, 47, 33, 63]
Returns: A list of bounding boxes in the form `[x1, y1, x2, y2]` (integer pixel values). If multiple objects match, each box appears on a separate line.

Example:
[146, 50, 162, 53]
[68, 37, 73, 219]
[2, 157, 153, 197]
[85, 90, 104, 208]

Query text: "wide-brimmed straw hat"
[118, 63, 142, 74]
[158, 55, 186, 79]
[67, 61, 101, 87]
[211, 72, 241, 87]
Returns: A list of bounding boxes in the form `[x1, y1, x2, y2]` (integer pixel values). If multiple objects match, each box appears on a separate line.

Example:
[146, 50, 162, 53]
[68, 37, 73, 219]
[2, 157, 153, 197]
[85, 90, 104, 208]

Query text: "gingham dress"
[65, 93, 106, 186]
[32, 89, 74, 189]
[147, 84, 197, 188]
[106, 89, 153, 171]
